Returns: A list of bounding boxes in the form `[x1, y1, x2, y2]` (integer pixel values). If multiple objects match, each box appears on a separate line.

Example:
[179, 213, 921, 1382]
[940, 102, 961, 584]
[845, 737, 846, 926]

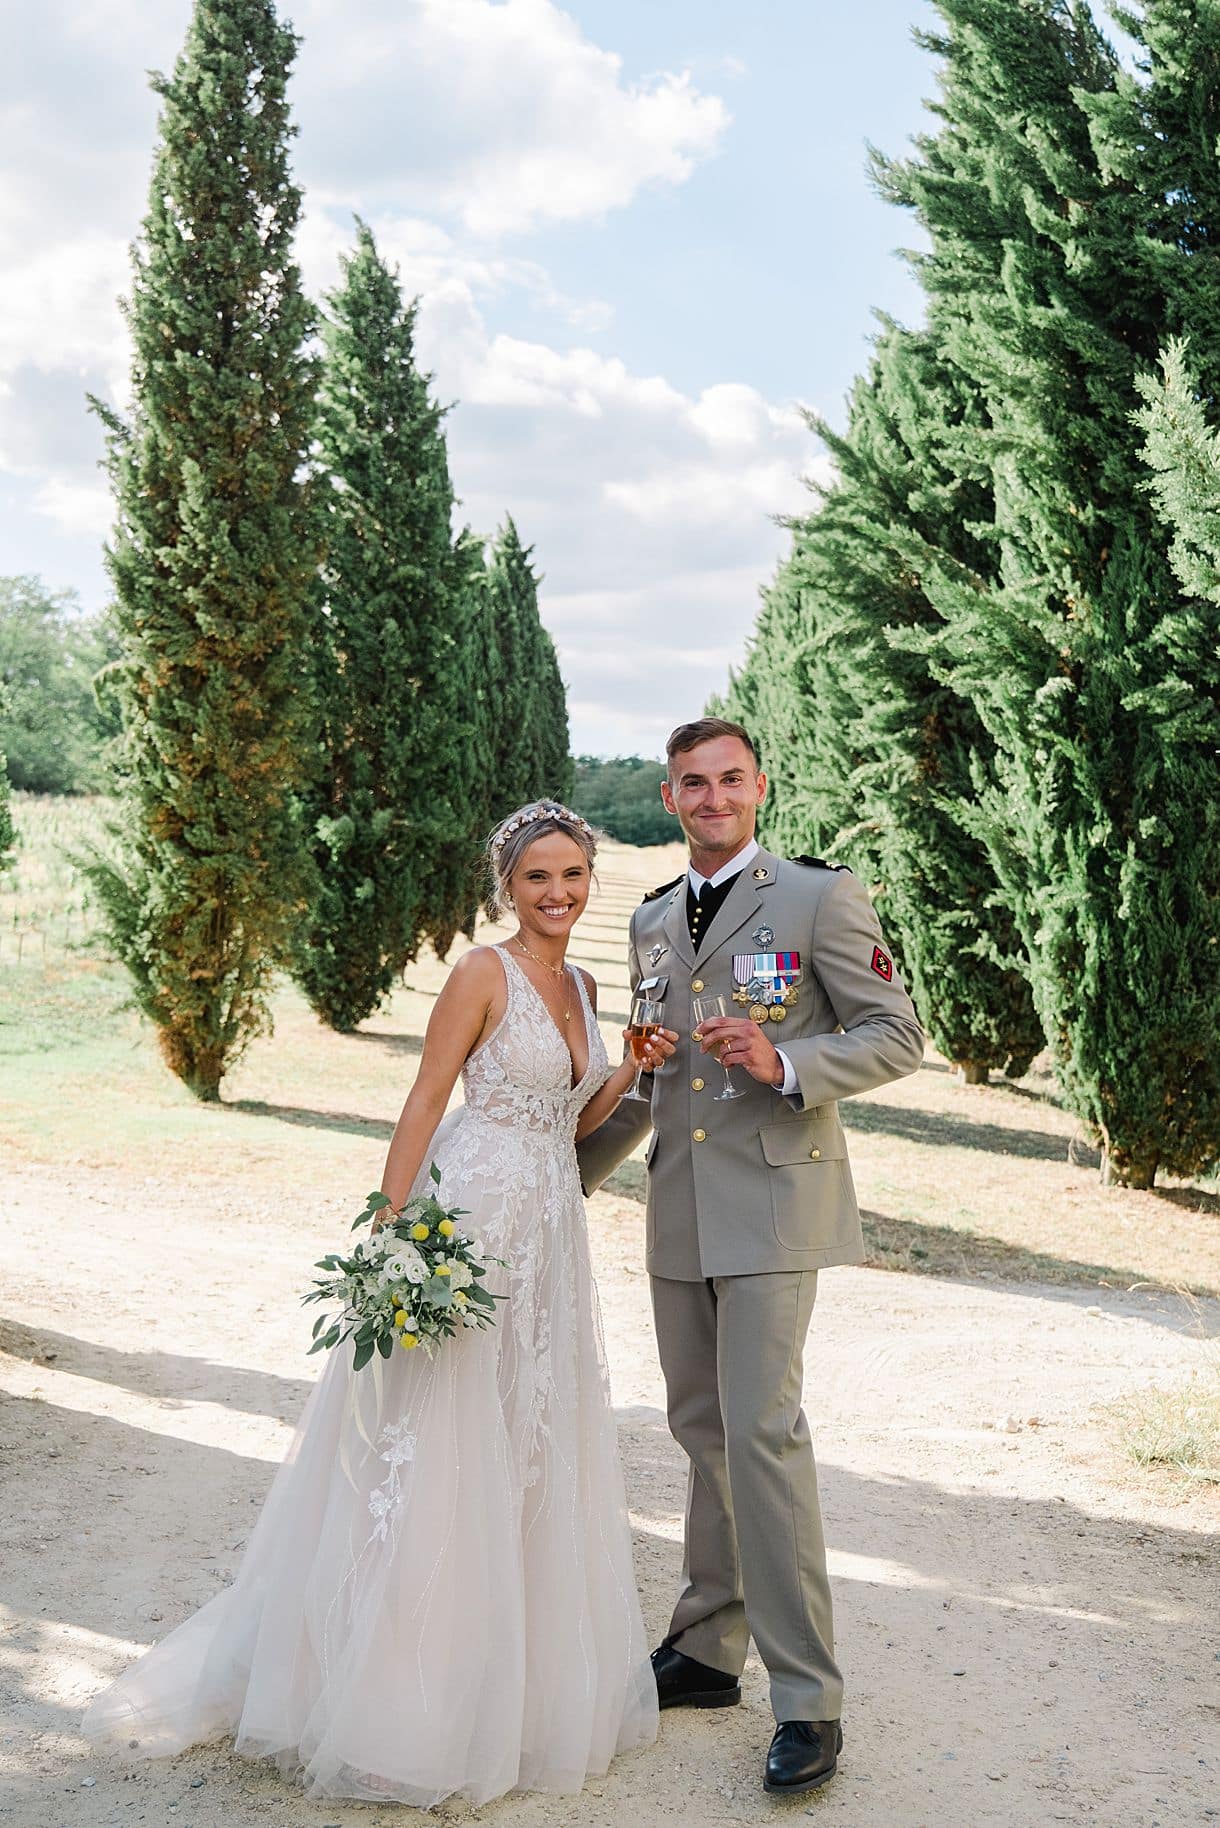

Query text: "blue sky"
[2, 0, 949, 755]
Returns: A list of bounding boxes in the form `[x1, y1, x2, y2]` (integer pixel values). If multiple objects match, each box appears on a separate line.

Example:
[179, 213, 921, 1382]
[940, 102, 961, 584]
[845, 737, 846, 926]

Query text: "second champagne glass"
[624, 993, 666, 1100]
[692, 993, 746, 1101]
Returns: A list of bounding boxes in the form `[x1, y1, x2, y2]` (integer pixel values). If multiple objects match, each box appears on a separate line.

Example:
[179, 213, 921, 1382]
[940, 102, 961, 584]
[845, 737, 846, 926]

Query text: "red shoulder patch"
[870, 946, 893, 982]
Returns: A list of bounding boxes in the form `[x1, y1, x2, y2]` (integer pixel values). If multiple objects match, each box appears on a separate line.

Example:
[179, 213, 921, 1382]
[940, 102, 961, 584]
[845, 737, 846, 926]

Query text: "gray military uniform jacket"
[577, 848, 925, 1280]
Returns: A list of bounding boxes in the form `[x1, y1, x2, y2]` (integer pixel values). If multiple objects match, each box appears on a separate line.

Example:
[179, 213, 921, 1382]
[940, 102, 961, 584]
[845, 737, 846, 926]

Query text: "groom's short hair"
[666, 717, 760, 778]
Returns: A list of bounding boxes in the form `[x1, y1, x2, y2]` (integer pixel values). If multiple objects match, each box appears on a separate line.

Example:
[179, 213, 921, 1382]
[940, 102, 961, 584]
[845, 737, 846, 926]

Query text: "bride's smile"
[511, 831, 592, 951]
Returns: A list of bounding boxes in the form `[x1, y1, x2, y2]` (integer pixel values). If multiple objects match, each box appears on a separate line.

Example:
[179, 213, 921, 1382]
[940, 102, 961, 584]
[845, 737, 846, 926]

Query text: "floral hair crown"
[490, 803, 596, 862]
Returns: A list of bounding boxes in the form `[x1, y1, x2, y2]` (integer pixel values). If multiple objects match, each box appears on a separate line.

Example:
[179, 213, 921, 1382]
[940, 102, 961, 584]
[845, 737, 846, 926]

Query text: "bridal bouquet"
[304, 1167, 506, 1370]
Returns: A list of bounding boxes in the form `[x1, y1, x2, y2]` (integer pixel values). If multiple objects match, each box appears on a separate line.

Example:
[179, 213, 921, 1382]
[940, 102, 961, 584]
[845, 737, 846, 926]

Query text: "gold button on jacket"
[691, 1077, 705, 1092]
[691, 978, 704, 992]
[692, 1128, 707, 1142]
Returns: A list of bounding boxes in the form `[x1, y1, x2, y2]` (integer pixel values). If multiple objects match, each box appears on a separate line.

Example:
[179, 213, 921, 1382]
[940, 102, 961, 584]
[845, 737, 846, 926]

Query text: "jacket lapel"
[660, 879, 695, 968]
[698, 852, 773, 959]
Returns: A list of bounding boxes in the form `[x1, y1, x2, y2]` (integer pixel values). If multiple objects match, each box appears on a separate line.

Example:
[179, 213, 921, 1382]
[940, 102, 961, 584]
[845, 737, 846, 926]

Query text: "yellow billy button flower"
[399, 1333, 419, 1351]
[394, 1309, 409, 1328]
[434, 1263, 452, 1277]
[410, 1222, 430, 1241]
[438, 1219, 456, 1238]
[453, 1290, 468, 1307]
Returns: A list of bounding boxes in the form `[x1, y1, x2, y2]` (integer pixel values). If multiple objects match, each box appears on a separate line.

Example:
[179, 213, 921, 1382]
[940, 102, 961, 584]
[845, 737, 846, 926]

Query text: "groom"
[578, 717, 924, 1796]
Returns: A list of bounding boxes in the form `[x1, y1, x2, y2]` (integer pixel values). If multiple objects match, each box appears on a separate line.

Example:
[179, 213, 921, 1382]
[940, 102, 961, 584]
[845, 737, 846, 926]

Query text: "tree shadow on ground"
[1154, 1183, 1220, 1219]
[598, 1171, 1213, 1301]
[226, 1100, 394, 1140]
[856, 1208, 1190, 1297]
[589, 1003, 632, 1028]
[0, 1316, 311, 1420]
[8, 1396, 1214, 1818]
[566, 944, 636, 968]
[841, 1098, 1100, 1168]
[345, 1029, 423, 1057]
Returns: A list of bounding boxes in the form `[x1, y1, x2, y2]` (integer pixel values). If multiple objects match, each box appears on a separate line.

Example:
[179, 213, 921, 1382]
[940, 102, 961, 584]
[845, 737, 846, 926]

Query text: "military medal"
[648, 943, 667, 967]
[752, 924, 774, 947]
[732, 951, 801, 1020]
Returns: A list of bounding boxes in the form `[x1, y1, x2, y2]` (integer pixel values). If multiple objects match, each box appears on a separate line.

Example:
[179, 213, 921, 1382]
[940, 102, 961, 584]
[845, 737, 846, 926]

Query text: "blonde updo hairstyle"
[488, 801, 599, 917]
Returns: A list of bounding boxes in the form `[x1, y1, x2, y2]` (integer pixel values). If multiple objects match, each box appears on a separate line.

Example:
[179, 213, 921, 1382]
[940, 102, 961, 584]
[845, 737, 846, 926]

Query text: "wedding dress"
[82, 946, 658, 1805]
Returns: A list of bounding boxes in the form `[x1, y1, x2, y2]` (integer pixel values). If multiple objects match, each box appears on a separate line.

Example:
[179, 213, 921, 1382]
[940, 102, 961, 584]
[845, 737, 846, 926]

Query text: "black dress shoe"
[650, 1642, 741, 1710]
[763, 1719, 843, 1793]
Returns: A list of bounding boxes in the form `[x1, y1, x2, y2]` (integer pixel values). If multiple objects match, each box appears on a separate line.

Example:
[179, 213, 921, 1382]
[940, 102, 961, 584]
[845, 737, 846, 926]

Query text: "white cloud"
[296, 208, 614, 334]
[0, 235, 129, 384]
[293, 0, 729, 237]
[32, 476, 112, 540]
[0, 1, 808, 753]
[390, 284, 820, 748]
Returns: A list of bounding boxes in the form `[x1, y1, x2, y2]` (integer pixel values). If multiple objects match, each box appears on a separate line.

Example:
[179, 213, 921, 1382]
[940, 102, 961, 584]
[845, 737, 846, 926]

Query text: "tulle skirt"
[81, 1110, 658, 1805]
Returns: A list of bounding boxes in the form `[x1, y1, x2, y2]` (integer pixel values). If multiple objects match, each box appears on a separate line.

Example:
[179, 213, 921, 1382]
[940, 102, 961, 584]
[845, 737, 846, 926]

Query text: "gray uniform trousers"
[651, 1268, 841, 1724]
[577, 849, 924, 1727]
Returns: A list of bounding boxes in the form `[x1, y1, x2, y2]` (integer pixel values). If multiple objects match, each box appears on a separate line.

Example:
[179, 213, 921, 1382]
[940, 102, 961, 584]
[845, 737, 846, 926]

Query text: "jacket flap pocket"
[759, 1120, 846, 1166]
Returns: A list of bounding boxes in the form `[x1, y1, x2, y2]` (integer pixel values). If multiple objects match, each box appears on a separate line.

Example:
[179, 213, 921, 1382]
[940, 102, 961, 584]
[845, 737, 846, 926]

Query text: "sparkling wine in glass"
[692, 992, 746, 1101]
[624, 994, 665, 1101]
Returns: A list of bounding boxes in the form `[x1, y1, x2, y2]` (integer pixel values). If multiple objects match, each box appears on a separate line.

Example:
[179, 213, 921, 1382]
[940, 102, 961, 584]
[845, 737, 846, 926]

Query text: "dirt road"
[1, 1153, 1215, 1828]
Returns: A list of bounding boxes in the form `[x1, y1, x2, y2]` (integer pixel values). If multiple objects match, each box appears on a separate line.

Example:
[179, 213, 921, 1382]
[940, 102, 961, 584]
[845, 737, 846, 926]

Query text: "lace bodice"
[461, 945, 612, 1136]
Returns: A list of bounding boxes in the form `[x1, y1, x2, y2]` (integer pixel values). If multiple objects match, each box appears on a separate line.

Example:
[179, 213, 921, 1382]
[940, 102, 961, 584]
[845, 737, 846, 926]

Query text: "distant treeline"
[569, 756, 673, 848]
[0, 578, 120, 795]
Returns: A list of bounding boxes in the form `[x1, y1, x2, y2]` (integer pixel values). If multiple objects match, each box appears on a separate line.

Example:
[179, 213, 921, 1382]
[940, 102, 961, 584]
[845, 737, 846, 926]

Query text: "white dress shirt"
[686, 837, 797, 1096]
[687, 836, 760, 897]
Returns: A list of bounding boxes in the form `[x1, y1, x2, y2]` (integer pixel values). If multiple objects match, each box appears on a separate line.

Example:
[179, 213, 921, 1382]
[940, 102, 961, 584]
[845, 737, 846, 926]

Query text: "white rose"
[446, 1261, 473, 1291]
[398, 1248, 428, 1285]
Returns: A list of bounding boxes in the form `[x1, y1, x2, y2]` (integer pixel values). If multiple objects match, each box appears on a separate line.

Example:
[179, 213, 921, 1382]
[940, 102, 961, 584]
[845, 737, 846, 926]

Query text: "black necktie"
[687, 871, 741, 953]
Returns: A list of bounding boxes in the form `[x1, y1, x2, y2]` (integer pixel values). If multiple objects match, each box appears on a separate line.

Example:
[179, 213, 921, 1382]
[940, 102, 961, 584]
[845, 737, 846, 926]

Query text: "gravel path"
[1, 1160, 1216, 1828]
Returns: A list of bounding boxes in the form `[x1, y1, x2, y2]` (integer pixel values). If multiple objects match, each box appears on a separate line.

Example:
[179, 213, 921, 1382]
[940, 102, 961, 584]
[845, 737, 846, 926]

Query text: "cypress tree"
[83, 0, 318, 1100]
[415, 526, 490, 957]
[483, 517, 572, 820]
[296, 223, 481, 1028]
[533, 624, 573, 804]
[719, 545, 856, 859]
[876, 0, 1220, 1182]
[804, 322, 1044, 1080]
[1136, 339, 1220, 602]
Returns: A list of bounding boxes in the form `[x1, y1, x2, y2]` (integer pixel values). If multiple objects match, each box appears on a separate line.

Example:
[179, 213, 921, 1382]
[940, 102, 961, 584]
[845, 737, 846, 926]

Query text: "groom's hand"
[695, 1015, 785, 1086]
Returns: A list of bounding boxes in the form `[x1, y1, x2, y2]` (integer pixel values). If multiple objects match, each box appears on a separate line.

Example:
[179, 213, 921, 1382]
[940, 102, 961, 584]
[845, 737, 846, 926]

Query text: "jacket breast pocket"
[758, 1117, 849, 1251]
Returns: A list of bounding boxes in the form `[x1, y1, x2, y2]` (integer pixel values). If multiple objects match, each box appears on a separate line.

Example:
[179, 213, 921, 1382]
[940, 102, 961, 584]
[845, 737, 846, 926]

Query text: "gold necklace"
[513, 936, 573, 1021]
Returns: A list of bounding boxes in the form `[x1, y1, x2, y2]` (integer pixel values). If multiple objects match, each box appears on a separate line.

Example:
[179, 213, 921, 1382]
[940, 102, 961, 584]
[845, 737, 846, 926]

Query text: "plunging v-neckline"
[500, 946, 591, 1090]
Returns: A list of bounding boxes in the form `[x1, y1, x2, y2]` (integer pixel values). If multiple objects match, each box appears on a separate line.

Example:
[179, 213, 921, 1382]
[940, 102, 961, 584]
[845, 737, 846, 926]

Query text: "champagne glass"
[692, 993, 746, 1101]
[624, 994, 666, 1101]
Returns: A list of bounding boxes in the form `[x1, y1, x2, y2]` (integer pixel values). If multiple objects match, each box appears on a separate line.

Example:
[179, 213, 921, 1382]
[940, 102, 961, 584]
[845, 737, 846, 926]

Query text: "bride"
[82, 801, 672, 1806]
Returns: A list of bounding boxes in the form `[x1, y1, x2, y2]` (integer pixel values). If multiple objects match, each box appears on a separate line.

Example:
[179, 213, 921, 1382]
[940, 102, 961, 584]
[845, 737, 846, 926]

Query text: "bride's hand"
[620, 1026, 678, 1072]
[371, 1199, 402, 1235]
